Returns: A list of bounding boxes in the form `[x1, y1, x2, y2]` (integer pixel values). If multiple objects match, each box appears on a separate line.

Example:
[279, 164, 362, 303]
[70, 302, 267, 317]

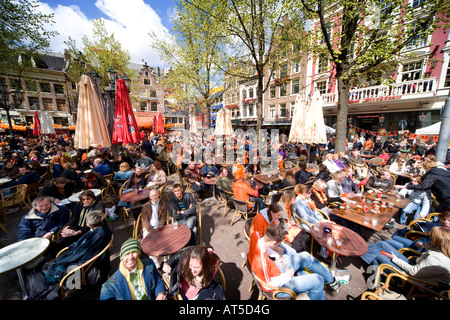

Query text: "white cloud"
[39, 0, 171, 66]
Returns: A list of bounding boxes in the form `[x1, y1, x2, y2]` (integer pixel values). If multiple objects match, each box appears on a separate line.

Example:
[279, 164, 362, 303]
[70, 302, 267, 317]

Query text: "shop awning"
[135, 116, 153, 127]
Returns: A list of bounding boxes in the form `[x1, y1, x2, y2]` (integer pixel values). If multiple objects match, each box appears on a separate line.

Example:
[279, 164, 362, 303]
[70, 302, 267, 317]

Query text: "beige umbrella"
[223, 108, 233, 135]
[40, 111, 56, 135]
[190, 115, 198, 134]
[288, 94, 306, 143]
[303, 90, 327, 145]
[74, 74, 111, 149]
[214, 109, 224, 135]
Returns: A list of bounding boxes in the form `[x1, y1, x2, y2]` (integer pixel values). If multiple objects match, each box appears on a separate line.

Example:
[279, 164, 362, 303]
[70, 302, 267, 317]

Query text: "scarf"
[119, 259, 148, 300]
[312, 188, 327, 205]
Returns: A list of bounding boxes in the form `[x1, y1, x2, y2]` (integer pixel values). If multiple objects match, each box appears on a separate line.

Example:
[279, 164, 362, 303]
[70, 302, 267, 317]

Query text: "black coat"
[406, 167, 450, 211]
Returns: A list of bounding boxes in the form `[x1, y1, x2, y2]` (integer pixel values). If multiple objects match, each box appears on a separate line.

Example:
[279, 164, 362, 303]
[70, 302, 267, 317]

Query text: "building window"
[54, 84, 65, 94]
[291, 60, 301, 74]
[290, 102, 296, 117]
[40, 82, 51, 93]
[280, 103, 287, 118]
[9, 78, 22, 91]
[26, 80, 37, 92]
[56, 99, 67, 112]
[291, 78, 300, 94]
[444, 61, 450, 87]
[280, 83, 287, 97]
[406, 22, 429, 50]
[140, 101, 147, 111]
[317, 55, 328, 73]
[242, 89, 247, 100]
[401, 60, 422, 81]
[316, 81, 327, 95]
[280, 63, 288, 78]
[248, 103, 255, 117]
[43, 98, 53, 111]
[144, 79, 151, 85]
[151, 102, 158, 111]
[28, 97, 40, 110]
[149, 90, 157, 98]
[248, 88, 254, 99]
[269, 105, 275, 118]
[270, 86, 276, 99]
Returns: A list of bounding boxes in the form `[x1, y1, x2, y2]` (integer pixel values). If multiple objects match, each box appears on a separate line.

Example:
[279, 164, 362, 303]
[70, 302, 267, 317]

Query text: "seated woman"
[162, 245, 225, 300]
[113, 161, 134, 181]
[117, 166, 148, 210]
[294, 184, 325, 231]
[362, 227, 450, 286]
[81, 171, 107, 190]
[51, 190, 105, 256]
[27, 210, 112, 300]
[313, 164, 330, 182]
[145, 161, 167, 190]
[325, 170, 346, 203]
[310, 179, 330, 211]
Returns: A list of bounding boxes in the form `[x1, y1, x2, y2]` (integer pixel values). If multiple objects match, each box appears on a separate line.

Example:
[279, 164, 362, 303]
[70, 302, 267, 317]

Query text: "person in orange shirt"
[232, 166, 263, 211]
[248, 225, 348, 299]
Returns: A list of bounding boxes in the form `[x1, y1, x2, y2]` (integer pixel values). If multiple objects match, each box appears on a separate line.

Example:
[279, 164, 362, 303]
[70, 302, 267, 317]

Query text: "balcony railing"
[321, 77, 437, 105]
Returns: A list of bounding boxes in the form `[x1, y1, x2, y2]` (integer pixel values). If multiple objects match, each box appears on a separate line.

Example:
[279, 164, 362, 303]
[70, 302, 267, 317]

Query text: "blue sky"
[37, 0, 177, 66]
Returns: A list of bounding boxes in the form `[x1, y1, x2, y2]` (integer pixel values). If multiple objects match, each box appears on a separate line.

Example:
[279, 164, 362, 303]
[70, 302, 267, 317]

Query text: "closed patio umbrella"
[190, 115, 198, 134]
[214, 109, 224, 135]
[32, 111, 41, 136]
[112, 78, 142, 145]
[224, 108, 233, 135]
[303, 90, 327, 145]
[288, 94, 306, 143]
[40, 111, 56, 135]
[155, 112, 165, 134]
[74, 74, 111, 149]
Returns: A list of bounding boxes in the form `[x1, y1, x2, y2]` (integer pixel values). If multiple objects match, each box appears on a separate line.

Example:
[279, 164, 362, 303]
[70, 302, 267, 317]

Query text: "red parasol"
[155, 112, 165, 134]
[33, 111, 41, 135]
[112, 78, 142, 145]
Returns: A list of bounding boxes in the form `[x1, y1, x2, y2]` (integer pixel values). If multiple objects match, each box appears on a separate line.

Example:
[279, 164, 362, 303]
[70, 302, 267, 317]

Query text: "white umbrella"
[40, 111, 56, 135]
[415, 121, 441, 135]
[325, 125, 336, 134]
[214, 109, 225, 135]
[288, 94, 306, 143]
[302, 90, 327, 145]
[190, 115, 198, 134]
[224, 108, 233, 135]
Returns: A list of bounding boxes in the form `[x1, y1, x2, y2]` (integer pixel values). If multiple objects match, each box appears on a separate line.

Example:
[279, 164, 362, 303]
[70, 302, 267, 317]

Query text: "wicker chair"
[0, 184, 28, 224]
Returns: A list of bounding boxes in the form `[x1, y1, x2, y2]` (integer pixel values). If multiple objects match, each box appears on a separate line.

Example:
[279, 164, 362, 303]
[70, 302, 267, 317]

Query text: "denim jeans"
[399, 202, 425, 225]
[275, 251, 334, 300]
[177, 215, 198, 245]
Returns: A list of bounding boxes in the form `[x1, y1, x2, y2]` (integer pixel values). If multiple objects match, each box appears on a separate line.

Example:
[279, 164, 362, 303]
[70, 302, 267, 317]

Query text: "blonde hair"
[333, 170, 346, 180]
[280, 190, 296, 205]
[119, 162, 130, 171]
[423, 160, 437, 171]
[312, 179, 327, 191]
[430, 227, 450, 258]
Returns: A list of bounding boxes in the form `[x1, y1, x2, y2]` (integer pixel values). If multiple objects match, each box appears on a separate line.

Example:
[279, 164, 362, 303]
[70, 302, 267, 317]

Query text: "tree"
[183, 0, 308, 136]
[300, 0, 450, 153]
[150, 0, 227, 128]
[0, 0, 57, 76]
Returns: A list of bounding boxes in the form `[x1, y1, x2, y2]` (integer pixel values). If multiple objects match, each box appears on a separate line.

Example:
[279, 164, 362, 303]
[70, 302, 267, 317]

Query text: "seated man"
[17, 196, 70, 241]
[201, 158, 219, 177]
[216, 167, 233, 193]
[92, 157, 113, 176]
[294, 162, 312, 185]
[100, 238, 167, 300]
[140, 188, 168, 239]
[232, 166, 263, 212]
[248, 225, 350, 300]
[169, 183, 198, 244]
[135, 151, 153, 170]
[38, 177, 77, 204]
[365, 169, 394, 193]
[184, 161, 207, 199]
[348, 149, 368, 179]
[27, 210, 112, 300]
[5, 164, 40, 188]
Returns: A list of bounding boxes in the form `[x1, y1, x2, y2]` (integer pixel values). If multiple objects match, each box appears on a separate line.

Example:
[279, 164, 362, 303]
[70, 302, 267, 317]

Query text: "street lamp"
[0, 80, 24, 138]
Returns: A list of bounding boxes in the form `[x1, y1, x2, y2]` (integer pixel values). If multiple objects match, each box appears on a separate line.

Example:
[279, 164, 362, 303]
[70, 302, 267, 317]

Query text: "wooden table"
[330, 200, 400, 232]
[0, 238, 50, 299]
[252, 173, 282, 185]
[120, 189, 151, 202]
[141, 224, 191, 257]
[364, 191, 410, 209]
[365, 158, 384, 166]
[310, 221, 368, 272]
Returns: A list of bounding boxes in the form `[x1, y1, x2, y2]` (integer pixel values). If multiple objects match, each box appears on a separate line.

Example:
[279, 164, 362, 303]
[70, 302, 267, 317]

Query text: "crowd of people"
[0, 128, 449, 300]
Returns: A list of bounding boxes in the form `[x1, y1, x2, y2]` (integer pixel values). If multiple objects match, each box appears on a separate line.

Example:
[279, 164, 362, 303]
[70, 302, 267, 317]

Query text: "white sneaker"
[329, 273, 351, 291]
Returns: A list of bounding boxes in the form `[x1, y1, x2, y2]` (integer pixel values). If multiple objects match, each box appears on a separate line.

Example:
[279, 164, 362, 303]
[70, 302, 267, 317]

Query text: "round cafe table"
[119, 189, 150, 203]
[141, 224, 191, 257]
[0, 238, 50, 299]
[310, 222, 368, 272]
